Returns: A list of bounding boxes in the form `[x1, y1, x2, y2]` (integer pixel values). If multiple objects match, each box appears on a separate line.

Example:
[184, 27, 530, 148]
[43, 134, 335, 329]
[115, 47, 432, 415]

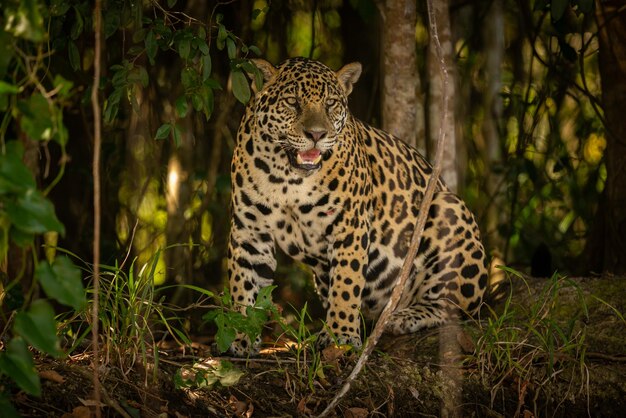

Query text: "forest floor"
[9, 275, 626, 417]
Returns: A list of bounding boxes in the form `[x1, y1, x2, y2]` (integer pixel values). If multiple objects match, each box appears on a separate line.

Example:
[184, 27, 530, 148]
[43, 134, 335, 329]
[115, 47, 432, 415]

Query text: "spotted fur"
[227, 57, 488, 355]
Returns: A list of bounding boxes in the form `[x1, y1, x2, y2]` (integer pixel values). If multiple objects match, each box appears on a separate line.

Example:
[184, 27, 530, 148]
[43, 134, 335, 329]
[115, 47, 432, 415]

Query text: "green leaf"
[172, 124, 182, 147]
[197, 39, 209, 56]
[0, 337, 41, 396]
[255, 285, 277, 310]
[53, 75, 74, 99]
[104, 7, 121, 38]
[181, 67, 196, 90]
[67, 41, 80, 71]
[4, 0, 45, 42]
[202, 85, 214, 119]
[5, 189, 65, 235]
[217, 24, 227, 50]
[36, 257, 86, 310]
[551, 0, 568, 21]
[145, 30, 157, 65]
[231, 70, 251, 104]
[167, 0, 177, 7]
[0, 394, 20, 418]
[155, 123, 171, 140]
[191, 93, 203, 111]
[175, 96, 188, 117]
[14, 300, 63, 357]
[50, 0, 71, 17]
[17, 93, 53, 141]
[0, 141, 36, 194]
[70, 6, 84, 39]
[178, 37, 191, 59]
[0, 81, 20, 94]
[249, 45, 262, 56]
[226, 37, 237, 60]
[201, 54, 212, 81]
[9, 227, 34, 248]
[214, 314, 237, 353]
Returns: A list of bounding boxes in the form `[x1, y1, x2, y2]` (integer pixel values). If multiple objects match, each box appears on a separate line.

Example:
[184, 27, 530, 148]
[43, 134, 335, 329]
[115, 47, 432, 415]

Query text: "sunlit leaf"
[4, 0, 45, 42]
[172, 124, 182, 147]
[17, 93, 53, 141]
[0, 141, 36, 194]
[14, 300, 63, 357]
[231, 70, 250, 104]
[0, 81, 20, 94]
[0, 337, 40, 396]
[175, 96, 188, 118]
[5, 189, 65, 235]
[36, 257, 86, 310]
[53, 75, 74, 99]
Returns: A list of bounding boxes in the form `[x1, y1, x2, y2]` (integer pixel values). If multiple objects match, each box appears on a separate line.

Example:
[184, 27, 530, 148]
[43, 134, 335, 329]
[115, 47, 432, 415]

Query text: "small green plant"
[468, 268, 591, 411]
[203, 285, 280, 353]
[59, 249, 193, 384]
[174, 358, 244, 390]
[278, 303, 328, 393]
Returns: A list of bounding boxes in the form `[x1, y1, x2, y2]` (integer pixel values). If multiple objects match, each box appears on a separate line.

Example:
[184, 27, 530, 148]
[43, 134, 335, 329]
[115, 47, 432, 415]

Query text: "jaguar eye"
[325, 98, 337, 107]
[284, 97, 298, 106]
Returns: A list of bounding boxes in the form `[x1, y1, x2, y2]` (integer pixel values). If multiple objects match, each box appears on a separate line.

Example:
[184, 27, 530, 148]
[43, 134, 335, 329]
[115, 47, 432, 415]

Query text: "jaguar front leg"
[318, 219, 370, 350]
[227, 216, 276, 356]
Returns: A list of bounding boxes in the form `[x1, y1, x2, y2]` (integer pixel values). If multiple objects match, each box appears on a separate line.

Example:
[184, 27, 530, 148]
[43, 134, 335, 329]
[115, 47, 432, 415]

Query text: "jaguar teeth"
[296, 154, 322, 165]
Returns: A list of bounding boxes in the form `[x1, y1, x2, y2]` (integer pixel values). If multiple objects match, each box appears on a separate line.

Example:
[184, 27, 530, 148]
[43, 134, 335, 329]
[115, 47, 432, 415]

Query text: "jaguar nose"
[303, 129, 327, 142]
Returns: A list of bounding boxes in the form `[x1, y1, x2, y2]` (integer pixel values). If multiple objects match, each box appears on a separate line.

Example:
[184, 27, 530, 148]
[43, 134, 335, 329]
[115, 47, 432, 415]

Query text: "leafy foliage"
[175, 359, 244, 389]
[203, 285, 280, 353]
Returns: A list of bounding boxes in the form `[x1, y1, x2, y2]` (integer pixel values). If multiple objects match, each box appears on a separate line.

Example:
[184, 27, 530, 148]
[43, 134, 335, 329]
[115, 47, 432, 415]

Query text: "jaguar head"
[249, 57, 362, 173]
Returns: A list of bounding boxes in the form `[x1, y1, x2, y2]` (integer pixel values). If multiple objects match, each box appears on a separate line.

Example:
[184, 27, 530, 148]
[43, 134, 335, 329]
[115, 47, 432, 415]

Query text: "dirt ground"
[7, 275, 626, 417]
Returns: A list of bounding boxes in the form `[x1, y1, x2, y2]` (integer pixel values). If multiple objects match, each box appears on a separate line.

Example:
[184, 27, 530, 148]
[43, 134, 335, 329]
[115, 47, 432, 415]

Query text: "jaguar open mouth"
[287, 148, 323, 171]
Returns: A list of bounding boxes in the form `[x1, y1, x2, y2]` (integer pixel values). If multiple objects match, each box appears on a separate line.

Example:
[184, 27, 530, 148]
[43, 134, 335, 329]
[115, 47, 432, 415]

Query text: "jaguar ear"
[248, 59, 277, 93]
[336, 62, 362, 96]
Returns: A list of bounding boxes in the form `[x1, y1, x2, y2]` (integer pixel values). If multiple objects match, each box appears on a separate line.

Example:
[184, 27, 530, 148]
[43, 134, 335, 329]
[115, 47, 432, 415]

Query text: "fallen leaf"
[39, 369, 65, 384]
[344, 407, 368, 418]
[245, 402, 254, 418]
[78, 397, 105, 407]
[297, 397, 312, 415]
[322, 344, 349, 362]
[61, 406, 91, 418]
[228, 395, 248, 416]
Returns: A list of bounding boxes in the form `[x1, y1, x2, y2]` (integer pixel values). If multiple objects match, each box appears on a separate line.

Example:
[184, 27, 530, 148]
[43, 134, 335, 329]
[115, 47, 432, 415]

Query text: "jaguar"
[227, 57, 488, 355]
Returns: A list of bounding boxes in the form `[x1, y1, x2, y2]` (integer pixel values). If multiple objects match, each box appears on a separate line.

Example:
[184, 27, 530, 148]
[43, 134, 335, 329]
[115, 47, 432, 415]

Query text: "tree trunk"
[587, 0, 626, 274]
[427, 0, 458, 192]
[378, 0, 420, 147]
[481, 0, 505, 255]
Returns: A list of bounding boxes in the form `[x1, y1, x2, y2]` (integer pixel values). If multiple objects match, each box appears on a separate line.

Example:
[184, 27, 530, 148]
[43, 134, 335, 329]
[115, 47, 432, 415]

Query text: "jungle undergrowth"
[467, 268, 598, 417]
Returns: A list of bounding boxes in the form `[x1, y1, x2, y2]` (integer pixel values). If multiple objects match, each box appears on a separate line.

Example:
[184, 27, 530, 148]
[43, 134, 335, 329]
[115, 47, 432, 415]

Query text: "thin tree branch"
[317, 0, 449, 414]
[91, 1, 103, 417]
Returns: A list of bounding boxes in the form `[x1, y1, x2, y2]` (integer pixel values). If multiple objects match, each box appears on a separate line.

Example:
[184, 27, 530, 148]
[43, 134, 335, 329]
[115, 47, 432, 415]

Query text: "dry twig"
[317, 0, 450, 415]
[91, 1, 103, 417]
